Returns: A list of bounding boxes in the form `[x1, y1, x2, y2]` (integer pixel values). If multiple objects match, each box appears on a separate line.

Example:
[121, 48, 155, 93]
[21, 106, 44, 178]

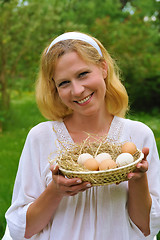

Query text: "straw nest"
[49, 136, 143, 186]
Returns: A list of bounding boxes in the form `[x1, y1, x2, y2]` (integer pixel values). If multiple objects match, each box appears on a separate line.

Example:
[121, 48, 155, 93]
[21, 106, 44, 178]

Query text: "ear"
[101, 61, 108, 79]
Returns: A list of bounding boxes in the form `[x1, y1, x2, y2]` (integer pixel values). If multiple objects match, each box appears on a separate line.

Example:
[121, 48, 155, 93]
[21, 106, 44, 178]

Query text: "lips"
[74, 93, 94, 105]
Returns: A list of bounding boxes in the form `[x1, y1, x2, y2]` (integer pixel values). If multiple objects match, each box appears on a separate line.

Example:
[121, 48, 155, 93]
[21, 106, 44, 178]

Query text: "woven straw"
[59, 152, 143, 186]
[50, 137, 144, 186]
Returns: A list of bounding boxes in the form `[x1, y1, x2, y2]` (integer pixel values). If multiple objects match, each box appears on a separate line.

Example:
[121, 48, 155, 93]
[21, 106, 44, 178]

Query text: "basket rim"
[59, 151, 144, 175]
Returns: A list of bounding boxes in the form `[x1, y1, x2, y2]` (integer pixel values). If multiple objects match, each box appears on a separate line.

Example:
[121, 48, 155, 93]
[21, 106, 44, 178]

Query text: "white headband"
[46, 32, 103, 56]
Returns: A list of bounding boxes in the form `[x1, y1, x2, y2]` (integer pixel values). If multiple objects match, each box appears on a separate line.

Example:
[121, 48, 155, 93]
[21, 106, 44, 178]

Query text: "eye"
[78, 71, 89, 78]
[58, 80, 70, 88]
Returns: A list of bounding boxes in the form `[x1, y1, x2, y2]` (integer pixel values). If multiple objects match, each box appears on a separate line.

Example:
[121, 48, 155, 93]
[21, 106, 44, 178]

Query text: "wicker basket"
[51, 137, 144, 186]
[58, 151, 144, 186]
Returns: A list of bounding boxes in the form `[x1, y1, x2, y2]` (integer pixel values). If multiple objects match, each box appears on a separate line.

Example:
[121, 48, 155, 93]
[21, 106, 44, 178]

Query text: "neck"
[64, 110, 113, 137]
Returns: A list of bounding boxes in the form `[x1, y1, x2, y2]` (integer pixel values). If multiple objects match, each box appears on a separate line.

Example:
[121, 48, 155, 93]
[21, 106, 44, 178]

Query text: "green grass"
[128, 110, 160, 155]
[0, 91, 160, 239]
[0, 91, 45, 238]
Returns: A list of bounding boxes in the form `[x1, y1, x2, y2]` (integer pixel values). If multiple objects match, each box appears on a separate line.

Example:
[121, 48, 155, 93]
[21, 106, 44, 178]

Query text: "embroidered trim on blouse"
[52, 116, 124, 147]
[53, 120, 73, 150]
[107, 116, 124, 142]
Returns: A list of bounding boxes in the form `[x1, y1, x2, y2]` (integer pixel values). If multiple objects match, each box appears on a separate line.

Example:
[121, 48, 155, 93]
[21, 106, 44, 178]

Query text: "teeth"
[77, 95, 91, 104]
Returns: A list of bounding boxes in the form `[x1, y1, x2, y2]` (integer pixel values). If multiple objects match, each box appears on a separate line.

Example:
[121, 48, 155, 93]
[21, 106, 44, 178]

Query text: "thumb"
[50, 163, 59, 175]
[142, 147, 149, 160]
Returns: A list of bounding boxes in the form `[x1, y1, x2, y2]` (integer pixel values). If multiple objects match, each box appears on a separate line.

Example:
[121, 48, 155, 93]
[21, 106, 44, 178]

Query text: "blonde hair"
[36, 32, 129, 120]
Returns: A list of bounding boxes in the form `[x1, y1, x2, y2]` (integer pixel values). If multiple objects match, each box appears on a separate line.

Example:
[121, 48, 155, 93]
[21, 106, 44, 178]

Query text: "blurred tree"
[60, 0, 160, 110]
[120, 0, 132, 9]
[0, 0, 160, 131]
[90, 0, 160, 110]
[0, 0, 84, 130]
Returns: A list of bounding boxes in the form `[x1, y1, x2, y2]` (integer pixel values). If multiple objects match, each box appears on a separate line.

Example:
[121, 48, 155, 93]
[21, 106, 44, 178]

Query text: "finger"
[50, 164, 83, 187]
[50, 163, 59, 175]
[142, 147, 149, 160]
[136, 160, 148, 172]
[65, 182, 92, 196]
[70, 182, 91, 192]
[52, 173, 83, 188]
[128, 171, 144, 180]
[128, 162, 148, 180]
[58, 177, 83, 187]
[50, 165, 64, 189]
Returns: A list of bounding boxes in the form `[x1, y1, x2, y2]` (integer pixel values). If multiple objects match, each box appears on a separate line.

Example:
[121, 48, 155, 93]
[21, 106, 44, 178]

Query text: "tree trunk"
[0, 73, 10, 108]
[0, 50, 10, 132]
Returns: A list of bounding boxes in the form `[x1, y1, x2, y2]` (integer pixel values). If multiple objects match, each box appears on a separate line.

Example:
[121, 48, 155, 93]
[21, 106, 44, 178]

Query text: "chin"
[80, 109, 101, 117]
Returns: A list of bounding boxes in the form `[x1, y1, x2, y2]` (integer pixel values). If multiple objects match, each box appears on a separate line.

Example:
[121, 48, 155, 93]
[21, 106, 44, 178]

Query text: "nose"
[71, 80, 85, 97]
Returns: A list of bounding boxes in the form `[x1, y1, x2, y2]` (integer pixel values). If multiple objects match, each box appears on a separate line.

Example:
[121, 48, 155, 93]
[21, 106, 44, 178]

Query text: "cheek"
[56, 88, 64, 103]
[98, 79, 107, 98]
[57, 89, 70, 103]
[57, 91, 64, 103]
[54, 89, 63, 104]
[94, 76, 106, 91]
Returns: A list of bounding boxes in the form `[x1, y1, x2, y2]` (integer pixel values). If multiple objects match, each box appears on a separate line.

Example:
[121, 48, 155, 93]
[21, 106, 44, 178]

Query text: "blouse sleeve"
[127, 120, 160, 238]
[5, 123, 53, 239]
[146, 131, 160, 237]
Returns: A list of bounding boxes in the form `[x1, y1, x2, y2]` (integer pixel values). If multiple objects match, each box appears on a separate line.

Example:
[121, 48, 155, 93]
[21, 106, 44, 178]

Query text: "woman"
[5, 32, 160, 239]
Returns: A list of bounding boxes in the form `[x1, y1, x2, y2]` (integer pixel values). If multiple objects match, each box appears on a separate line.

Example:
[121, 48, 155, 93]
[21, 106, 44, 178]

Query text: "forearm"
[25, 180, 63, 239]
[128, 173, 152, 236]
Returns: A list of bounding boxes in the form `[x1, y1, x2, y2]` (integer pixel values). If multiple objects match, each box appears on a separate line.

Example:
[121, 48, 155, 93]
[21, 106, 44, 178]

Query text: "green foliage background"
[0, 0, 160, 115]
[0, 0, 160, 238]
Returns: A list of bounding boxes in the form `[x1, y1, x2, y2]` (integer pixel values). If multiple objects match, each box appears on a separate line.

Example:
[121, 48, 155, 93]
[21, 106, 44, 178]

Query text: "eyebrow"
[54, 67, 91, 85]
[54, 78, 69, 87]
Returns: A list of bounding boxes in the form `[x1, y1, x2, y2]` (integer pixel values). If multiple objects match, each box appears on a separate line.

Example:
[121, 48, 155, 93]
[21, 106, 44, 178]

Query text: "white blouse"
[5, 116, 160, 240]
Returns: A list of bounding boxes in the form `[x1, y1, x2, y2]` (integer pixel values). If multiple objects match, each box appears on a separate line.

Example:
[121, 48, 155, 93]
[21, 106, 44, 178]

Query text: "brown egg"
[99, 159, 117, 171]
[121, 142, 137, 155]
[83, 158, 99, 171]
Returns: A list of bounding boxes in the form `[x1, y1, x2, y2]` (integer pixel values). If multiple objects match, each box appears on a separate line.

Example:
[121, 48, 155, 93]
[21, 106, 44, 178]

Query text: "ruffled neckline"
[53, 116, 124, 149]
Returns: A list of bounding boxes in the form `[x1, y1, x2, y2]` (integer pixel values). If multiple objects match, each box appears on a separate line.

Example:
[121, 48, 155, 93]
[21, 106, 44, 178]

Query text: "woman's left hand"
[127, 147, 149, 180]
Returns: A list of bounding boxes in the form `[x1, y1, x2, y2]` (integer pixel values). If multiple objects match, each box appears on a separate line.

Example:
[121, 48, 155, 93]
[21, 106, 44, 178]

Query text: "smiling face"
[53, 51, 108, 118]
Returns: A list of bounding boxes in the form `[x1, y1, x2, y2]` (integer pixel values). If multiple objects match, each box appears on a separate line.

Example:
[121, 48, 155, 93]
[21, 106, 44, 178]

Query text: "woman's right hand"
[50, 164, 92, 197]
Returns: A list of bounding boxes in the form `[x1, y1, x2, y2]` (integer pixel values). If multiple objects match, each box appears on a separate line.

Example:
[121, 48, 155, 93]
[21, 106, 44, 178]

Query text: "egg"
[116, 153, 134, 167]
[95, 153, 112, 164]
[83, 158, 99, 171]
[121, 142, 137, 155]
[99, 159, 117, 171]
[77, 153, 93, 165]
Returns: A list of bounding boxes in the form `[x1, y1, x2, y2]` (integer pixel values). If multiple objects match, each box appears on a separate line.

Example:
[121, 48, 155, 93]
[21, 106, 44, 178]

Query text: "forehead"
[59, 51, 88, 63]
[54, 52, 90, 75]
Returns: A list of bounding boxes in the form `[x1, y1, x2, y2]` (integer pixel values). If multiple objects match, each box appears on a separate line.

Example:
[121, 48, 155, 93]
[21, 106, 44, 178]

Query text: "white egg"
[95, 152, 112, 163]
[77, 153, 93, 165]
[116, 153, 134, 167]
